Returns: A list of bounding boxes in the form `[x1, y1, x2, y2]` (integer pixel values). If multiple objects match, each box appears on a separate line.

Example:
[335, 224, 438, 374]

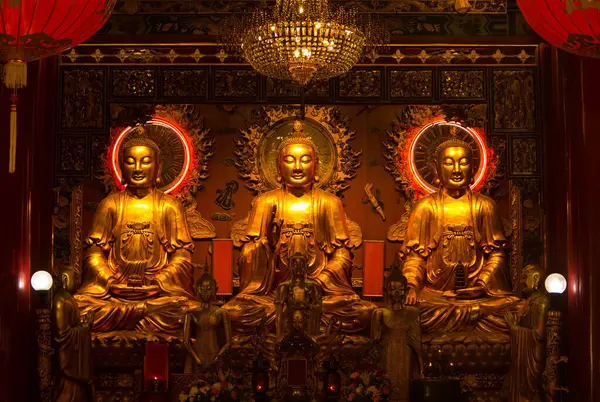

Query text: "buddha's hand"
[81, 311, 95, 328]
[267, 205, 283, 247]
[405, 288, 419, 305]
[504, 311, 518, 330]
[454, 286, 485, 299]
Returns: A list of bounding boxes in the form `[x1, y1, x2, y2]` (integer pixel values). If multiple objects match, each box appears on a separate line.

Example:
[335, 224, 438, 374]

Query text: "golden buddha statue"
[275, 252, 323, 338]
[223, 121, 375, 335]
[75, 131, 194, 337]
[400, 138, 519, 334]
[183, 272, 232, 372]
[505, 264, 549, 402]
[371, 267, 422, 402]
[53, 266, 94, 402]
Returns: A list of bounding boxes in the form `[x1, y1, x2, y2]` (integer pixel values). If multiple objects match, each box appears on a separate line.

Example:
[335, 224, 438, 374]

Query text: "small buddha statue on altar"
[223, 120, 375, 335]
[75, 129, 194, 337]
[275, 252, 323, 338]
[400, 138, 519, 333]
[371, 266, 422, 402]
[183, 272, 232, 372]
[53, 266, 94, 402]
[505, 264, 549, 402]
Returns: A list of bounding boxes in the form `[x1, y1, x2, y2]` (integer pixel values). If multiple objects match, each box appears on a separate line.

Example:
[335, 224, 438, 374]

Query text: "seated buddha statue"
[275, 252, 323, 338]
[400, 138, 519, 334]
[75, 130, 194, 337]
[224, 120, 375, 335]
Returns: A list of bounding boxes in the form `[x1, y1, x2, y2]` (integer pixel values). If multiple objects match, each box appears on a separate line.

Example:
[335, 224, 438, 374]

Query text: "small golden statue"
[183, 272, 232, 372]
[371, 266, 422, 402]
[505, 264, 549, 402]
[275, 252, 323, 338]
[224, 120, 374, 334]
[75, 132, 193, 337]
[53, 266, 94, 402]
[400, 138, 519, 333]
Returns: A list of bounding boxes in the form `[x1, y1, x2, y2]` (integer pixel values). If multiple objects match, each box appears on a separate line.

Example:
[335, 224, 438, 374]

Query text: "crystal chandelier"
[222, 0, 386, 86]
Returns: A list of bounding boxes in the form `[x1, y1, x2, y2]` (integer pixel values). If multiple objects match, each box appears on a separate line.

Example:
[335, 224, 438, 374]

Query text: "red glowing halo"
[408, 120, 488, 194]
[111, 118, 193, 194]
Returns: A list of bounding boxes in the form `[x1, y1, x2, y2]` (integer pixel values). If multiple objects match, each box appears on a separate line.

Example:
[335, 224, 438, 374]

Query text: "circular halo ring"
[408, 120, 488, 194]
[111, 118, 193, 194]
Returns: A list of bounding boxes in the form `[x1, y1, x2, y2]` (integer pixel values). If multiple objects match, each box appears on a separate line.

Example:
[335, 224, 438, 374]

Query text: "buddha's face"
[121, 146, 160, 189]
[387, 280, 407, 305]
[278, 144, 316, 189]
[196, 279, 215, 302]
[292, 310, 305, 331]
[521, 268, 540, 297]
[436, 146, 473, 191]
[290, 254, 308, 276]
[61, 271, 78, 294]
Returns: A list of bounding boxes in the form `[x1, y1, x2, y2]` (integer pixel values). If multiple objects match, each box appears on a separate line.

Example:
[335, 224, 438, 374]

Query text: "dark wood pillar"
[0, 56, 57, 402]
[542, 44, 600, 402]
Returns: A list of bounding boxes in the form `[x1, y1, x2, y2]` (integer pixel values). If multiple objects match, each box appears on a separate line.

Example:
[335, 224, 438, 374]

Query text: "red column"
[542, 45, 600, 402]
[0, 56, 57, 402]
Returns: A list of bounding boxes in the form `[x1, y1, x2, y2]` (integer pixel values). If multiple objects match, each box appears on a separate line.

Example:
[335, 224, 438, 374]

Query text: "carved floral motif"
[389, 70, 433, 98]
[339, 69, 382, 98]
[493, 70, 535, 130]
[214, 69, 257, 98]
[112, 68, 156, 97]
[441, 70, 485, 99]
[511, 137, 538, 175]
[163, 69, 207, 97]
[61, 69, 104, 129]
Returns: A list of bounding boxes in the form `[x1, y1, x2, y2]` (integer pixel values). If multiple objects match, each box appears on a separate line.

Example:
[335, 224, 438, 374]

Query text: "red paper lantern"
[518, 0, 600, 58]
[0, 0, 116, 172]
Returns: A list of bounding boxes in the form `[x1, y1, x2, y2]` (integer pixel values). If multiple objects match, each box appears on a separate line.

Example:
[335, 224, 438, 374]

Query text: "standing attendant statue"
[505, 264, 549, 402]
[371, 266, 422, 402]
[183, 272, 232, 373]
[53, 266, 95, 402]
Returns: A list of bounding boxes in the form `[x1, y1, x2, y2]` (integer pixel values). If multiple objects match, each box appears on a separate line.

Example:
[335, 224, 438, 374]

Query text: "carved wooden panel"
[214, 69, 258, 99]
[266, 77, 330, 99]
[163, 68, 207, 98]
[510, 136, 539, 175]
[112, 68, 156, 98]
[61, 68, 105, 129]
[339, 69, 382, 99]
[57, 135, 88, 175]
[441, 70, 485, 99]
[493, 69, 536, 130]
[389, 69, 433, 99]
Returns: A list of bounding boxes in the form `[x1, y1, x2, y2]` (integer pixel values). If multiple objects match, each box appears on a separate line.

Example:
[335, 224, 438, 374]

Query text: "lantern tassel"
[3, 60, 27, 90]
[9, 93, 17, 173]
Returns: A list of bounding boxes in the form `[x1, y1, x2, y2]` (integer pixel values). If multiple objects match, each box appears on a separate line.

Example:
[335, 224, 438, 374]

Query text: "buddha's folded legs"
[417, 288, 521, 334]
[75, 294, 186, 335]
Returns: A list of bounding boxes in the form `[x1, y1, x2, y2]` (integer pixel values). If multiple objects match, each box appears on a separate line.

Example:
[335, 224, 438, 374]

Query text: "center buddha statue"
[400, 138, 519, 334]
[75, 129, 194, 337]
[224, 121, 375, 336]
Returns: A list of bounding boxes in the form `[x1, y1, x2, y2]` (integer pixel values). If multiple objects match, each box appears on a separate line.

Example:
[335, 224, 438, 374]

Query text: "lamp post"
[31, 271, 54, 402]
[544, 273, 568, 402]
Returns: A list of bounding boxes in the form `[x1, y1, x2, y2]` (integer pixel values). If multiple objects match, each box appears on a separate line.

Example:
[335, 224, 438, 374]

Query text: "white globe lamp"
[545, 273, 567, 295]
[31, 271, 53, 292]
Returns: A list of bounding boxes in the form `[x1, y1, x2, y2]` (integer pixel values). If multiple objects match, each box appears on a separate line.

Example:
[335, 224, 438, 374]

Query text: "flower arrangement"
[345, 370, 392, 402]
[178, 379, 243, 402]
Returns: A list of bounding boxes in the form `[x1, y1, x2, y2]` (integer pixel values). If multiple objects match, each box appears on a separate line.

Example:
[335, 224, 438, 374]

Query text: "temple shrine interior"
[1, 0, 598, 401]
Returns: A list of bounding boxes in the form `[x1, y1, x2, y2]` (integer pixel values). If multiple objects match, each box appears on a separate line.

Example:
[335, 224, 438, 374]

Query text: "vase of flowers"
[178, 379, 243, 402]
[345, 370, 392, 402]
